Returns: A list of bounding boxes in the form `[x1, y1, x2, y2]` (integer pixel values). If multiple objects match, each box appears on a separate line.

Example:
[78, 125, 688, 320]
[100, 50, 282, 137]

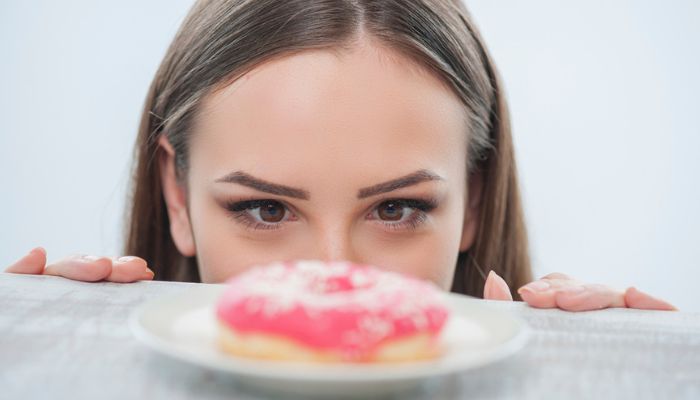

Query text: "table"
[1, 272, 699, 399]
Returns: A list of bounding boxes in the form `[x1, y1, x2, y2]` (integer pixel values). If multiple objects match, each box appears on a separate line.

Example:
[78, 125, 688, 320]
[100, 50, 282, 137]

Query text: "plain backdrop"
[1, 1, 698, 310]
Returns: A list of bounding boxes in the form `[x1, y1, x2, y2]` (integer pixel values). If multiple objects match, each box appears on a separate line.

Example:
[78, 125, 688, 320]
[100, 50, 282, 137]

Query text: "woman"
[5, 0, 676, 311]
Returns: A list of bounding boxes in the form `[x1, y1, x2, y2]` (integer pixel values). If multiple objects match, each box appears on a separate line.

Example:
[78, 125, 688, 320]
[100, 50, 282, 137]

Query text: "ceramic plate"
[130, 284, 529, 397]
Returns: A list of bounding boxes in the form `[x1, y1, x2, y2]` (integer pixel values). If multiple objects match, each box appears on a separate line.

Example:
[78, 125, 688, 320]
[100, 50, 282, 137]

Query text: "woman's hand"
[4, 247, 154, 283]
[483, 271, 677, 311]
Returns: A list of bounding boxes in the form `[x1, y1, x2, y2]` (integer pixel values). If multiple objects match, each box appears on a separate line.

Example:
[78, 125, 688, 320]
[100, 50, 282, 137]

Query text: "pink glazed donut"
[215, 260, 450, 363]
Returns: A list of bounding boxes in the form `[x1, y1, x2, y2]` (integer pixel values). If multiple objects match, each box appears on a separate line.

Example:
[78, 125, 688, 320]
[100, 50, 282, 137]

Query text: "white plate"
[130, 284, 530, 398]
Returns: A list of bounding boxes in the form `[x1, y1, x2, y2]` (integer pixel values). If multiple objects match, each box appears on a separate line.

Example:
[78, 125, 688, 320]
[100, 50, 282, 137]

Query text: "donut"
[215, 260, 450, 363]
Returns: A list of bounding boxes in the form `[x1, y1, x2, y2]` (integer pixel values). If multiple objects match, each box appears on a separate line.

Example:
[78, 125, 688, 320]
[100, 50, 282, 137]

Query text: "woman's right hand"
[4, 247, 154, 283]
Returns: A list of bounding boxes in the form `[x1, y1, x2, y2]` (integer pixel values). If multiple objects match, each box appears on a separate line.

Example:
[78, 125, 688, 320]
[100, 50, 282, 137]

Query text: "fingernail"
[30, 247, 46, 256]
[81, 255, 101, 262]
[117, 256, 138, 263]
[140, 268, 155, 280]
[521, 280, 550, 292]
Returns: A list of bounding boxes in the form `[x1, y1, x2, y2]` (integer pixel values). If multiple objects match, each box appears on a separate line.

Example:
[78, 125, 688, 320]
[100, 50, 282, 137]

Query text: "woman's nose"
[312, 226, 359, 263]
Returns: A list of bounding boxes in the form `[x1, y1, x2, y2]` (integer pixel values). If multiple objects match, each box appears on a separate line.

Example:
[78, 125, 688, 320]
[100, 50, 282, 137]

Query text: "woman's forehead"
[190, 43, 468, 187]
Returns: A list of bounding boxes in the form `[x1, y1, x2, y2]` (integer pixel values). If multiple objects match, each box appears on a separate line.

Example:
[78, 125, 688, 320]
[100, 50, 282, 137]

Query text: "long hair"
[124, 0, 532, 299]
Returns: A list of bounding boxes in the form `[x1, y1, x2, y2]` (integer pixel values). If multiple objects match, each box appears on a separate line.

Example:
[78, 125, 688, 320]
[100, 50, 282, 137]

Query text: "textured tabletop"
[1, 272, 699, 399]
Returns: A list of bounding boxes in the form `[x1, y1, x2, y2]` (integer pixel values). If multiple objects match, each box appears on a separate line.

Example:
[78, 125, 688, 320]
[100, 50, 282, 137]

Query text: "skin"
[5, 39, 677, 312]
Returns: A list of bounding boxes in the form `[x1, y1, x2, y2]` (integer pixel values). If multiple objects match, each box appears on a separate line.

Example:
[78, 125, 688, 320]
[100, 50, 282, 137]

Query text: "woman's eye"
[369, 199, 438, 231]
[225, 199, 294, 230]
[257, 201, 285, 222]
[376, 201, 411, 221]
[226, 197, 438, 232]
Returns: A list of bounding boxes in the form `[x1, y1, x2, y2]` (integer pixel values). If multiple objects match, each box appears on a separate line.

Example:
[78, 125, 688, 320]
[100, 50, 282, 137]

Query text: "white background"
[1, 1, 698, 310]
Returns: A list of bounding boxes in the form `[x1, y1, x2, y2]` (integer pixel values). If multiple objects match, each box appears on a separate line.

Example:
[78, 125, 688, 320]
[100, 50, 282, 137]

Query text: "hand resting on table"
[6, 247, 677, 311]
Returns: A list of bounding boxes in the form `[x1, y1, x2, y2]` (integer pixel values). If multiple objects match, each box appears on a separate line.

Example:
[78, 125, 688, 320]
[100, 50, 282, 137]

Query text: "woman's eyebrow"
[215, 171, 310, 199]
[357, 169, 443, 198]
[215, 169, 443, 200]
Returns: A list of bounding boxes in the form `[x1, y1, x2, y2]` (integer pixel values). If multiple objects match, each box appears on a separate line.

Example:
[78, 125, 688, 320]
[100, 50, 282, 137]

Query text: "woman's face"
[159, 40, 482, 289]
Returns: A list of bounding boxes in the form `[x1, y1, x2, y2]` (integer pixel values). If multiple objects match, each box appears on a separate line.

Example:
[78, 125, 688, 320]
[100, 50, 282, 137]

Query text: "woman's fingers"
[483, 270, 513, 301]
[517, 277, 626, 311]
[553, 283, 625, 311]
[624, 287, 678, 311]
[517, 280, 555, 308]
[6, 250, 153, 284]
[5, 247, 47, 274]
[107, 256, 154, 283]
[540, 272, 571, 280]
[44, 255, 113, 282]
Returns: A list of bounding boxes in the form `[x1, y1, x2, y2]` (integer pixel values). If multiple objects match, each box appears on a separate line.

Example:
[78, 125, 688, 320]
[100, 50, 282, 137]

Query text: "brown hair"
[124, 0, 532, 299]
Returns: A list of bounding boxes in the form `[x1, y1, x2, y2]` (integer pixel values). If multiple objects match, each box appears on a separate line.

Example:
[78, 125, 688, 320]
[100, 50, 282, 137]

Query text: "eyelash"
[224, 198, 438, 232]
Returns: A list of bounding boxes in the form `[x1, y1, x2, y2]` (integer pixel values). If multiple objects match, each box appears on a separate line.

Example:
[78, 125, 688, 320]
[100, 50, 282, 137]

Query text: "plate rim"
[129, 285, 531, 383]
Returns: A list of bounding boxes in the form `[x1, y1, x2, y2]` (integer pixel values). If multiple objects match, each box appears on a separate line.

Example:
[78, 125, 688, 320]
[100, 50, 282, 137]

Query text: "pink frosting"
[215, 260, 449, 360]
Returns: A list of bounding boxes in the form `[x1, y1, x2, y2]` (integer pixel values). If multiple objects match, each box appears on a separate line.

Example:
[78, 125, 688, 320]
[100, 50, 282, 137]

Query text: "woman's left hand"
[483, 271, 678, 311]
